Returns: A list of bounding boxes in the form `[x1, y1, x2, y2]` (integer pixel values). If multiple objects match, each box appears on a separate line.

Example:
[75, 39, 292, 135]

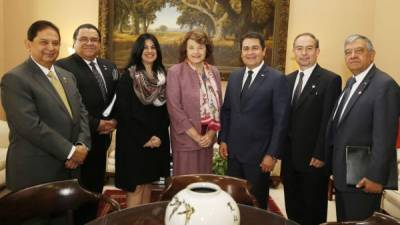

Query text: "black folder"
[345, 145, 398, 189]
[345, 146, 371, 186]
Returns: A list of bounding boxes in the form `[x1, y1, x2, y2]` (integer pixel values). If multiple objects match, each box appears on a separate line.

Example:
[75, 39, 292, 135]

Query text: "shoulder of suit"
[263, 65, 284, 78]
[167, 62, 185, 75]
[54, 65, 74, 78]
[97, 57, 117, 68]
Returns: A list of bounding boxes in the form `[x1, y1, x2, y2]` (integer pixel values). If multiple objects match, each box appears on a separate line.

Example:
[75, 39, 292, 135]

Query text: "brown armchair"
[159, 174, 258, 207]
[320, 212, 400, 225]
[0, 179, 120, 225]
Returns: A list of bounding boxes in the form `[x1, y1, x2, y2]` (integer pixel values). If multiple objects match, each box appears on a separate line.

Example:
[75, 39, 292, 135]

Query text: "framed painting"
[99, 0, 290, 79]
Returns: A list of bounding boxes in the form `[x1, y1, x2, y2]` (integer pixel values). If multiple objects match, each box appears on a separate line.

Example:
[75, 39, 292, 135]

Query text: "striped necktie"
[47, 71, 72, 118]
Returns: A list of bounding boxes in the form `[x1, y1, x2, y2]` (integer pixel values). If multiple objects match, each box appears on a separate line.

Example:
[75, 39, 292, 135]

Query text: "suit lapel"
[234, 68, 245, 106]
[288, 72, 297, 94]
[293, 65, 321, 110]
[338, 66, 375, 127]
[240, 65, 267, 104]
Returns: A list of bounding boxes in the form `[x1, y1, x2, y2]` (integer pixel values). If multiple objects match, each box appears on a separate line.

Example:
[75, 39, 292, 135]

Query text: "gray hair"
[344, 34, 374, 51]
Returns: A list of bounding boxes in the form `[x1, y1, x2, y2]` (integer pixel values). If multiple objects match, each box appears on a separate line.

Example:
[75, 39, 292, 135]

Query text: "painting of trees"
[99, 0, 289, 74]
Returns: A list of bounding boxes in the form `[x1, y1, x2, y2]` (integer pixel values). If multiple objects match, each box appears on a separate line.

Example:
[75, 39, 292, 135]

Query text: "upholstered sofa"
[381, 149, 400, 217]
[0, 120, 9, 189]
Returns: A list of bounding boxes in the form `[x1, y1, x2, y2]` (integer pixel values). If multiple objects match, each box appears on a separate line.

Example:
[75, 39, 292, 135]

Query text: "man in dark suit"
[326, 34, 399, 221]
[219, 32, 291, 209]
[1, 20, 91, 224]
[282, 33, 341, 225]
[56, 24, 118, 223]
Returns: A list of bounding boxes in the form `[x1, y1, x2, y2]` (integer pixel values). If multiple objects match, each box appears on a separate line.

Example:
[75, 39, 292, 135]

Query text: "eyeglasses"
[77, 37, 99, 43]
[242, 46, 262, 52]
[344, 47, 366, 56]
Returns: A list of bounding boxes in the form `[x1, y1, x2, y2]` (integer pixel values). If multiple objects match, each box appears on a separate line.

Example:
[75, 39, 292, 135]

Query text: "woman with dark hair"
[166, 29, 222, 175]
[115, 33, 170, 207]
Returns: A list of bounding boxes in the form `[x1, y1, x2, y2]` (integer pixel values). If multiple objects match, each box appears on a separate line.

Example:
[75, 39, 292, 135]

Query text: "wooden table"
[88, 201, 299, 225]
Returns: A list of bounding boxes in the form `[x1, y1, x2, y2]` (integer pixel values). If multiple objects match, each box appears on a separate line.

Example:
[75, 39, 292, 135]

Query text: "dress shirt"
[291, 64, 316, 100]
[242, 61, 265, 89]
[333, 63, 373, 119]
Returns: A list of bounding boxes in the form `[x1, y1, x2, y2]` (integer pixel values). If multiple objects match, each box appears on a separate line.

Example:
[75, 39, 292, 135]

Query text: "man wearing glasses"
[326, 34, 399, 221]
[57, 24, 119, 224]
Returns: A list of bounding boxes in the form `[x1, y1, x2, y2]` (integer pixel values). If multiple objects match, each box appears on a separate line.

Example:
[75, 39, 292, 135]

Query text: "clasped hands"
[65, 144, 88, 169]
[143, 136, 162, 148]
[97, 119, 117, 134]
[195, 131, 216, 148]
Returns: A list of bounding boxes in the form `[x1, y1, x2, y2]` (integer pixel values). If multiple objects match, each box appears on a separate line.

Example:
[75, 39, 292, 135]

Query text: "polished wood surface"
[87, 201, 298, 225]
[159, 174, 258, 207]
[321, 212, 400, 225]
[0, 179, 119, 225]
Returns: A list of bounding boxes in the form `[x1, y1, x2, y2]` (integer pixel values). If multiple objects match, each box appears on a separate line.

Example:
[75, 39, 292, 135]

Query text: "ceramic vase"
[165, 182, 240, 225]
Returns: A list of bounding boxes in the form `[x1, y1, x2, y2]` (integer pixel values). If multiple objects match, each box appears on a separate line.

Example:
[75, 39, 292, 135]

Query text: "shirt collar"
[352, 63, 374, 83]
[31, 56, 56, 75]
[245, 61, 264, 76]
[83, 57, 98, 66]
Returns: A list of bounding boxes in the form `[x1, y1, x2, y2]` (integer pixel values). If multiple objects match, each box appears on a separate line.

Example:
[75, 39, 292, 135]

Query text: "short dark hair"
[126, 33, 166, 75]
[72, 23, 101, 41]
[239, 32, 265, 50]
[27, 20, 60, 41]
[179, 29, 214, 64]
[293, 32, 319, 48]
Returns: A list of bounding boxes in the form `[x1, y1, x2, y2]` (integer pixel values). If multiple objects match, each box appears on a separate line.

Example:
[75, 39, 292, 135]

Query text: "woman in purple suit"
[166, 30, 222, 175]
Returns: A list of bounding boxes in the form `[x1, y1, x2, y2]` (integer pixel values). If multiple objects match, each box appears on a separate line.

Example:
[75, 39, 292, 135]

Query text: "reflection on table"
[87, 201, 299, 225]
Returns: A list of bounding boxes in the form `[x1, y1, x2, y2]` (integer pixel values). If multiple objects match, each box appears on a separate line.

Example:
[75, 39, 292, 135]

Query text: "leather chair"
[159, 174, 258, 207]
[320, 212, 400, 225]
[0, 179, 120, 225]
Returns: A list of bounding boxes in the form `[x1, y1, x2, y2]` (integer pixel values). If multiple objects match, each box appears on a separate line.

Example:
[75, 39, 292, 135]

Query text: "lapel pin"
[103, 65, 108, 70]
[358, 91, 362, 95]
[312, 85, 316, 89]
[62, 77, 67, 82]
[261, 74, 264, 77]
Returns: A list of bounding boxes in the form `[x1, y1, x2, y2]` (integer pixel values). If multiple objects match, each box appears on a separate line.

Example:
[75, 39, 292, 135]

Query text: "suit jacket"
[56, 54, 118, 135]
[219, 64, 291, 164]
[326, 65, 400, 191]
[284, 64, 341, 172]
[1, 58, 91, 191]
[166, 62, 222, 151]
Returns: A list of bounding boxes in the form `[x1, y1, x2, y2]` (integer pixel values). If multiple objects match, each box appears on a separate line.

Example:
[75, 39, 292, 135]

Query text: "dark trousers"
[227, 157, 270, 209]
[335, 189, 382, 221]
[282, 160, 329, 225]
[74, 135, 110, 225]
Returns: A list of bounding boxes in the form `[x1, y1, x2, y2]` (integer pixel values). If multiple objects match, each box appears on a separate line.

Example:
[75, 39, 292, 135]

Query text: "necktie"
[292, 72, 304, 106]
[333, 77, 356, 126]
[47, 71, 72, 118]
[241, 70, 254, 99]
[89, 61, 107, 102]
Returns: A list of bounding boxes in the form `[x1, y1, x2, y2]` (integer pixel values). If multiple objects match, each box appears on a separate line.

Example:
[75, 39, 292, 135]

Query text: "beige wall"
[0, 0, 4, 75]
[2, 0, 98, 74]
[286, 0, 400, 84]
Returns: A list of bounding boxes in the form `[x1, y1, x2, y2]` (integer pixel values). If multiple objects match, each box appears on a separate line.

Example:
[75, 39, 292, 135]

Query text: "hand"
[71, 145, 88, 165]
[143, 136, 162, 148]
[356, 177, 383, 193]
[65, 159, 79, 169]
[199, 131, 215, 148]
[98, 119, 117, 134]
[219, 142, 228, 159]
[260, 154, 277, 173]
[309, 157, 325, 168]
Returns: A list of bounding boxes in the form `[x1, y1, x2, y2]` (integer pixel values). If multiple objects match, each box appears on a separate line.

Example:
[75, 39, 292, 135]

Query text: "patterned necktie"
[47, 71, 72, 118]
[333, 77, 356, 126]
[89, 61, 107, 102]
[292, 72, 304, 106]
[241, 70, 254, 99]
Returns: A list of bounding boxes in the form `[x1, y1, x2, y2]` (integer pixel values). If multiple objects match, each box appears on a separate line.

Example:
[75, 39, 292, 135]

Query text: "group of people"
[1, 19, 399, 225]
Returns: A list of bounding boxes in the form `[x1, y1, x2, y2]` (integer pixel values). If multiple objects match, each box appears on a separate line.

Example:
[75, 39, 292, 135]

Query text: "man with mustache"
[56, 23, 119, 224]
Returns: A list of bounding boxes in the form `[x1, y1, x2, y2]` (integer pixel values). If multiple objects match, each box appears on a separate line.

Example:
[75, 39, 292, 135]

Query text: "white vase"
[164, 182, 240, 225]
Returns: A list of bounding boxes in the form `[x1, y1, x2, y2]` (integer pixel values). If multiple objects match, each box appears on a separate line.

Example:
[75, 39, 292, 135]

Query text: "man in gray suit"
[326, 34, 399, 221]
[1, 20, 91, 193]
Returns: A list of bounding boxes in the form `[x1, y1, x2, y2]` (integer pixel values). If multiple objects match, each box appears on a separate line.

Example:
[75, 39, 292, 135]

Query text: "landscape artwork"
[99, 0, 289, 77]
